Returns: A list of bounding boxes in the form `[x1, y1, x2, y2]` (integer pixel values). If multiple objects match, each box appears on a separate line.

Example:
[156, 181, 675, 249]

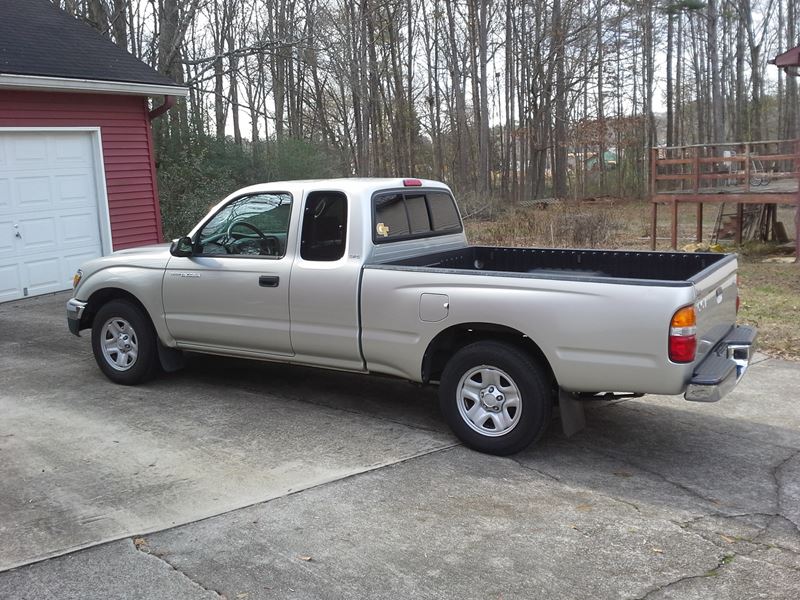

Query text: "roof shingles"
[0, 0, 181, 89]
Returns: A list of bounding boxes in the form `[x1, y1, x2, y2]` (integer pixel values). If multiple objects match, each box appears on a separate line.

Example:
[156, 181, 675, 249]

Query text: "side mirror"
[169, 236, 193, 257]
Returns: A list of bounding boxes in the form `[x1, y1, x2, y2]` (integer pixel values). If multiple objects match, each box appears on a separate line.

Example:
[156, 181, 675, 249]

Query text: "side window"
[373, 190, 462, 243]
[196, 193, 292, 257]
[300, 191, 347, 261]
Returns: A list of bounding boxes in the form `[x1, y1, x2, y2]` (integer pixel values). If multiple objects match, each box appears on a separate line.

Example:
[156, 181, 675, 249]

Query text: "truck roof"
[228, 177, 452, 199]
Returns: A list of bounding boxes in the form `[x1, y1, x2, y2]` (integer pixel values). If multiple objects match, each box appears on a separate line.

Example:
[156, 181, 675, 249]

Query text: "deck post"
[651, 201, 658, 250]
[650, 147, 659, 251]
[696, 203, 703, 243]
[671, 200, 678, 249]
[795, 192, 799, 263]
[735, 203, 744, 245]
[650, 148, 657, 198]
[796, 140, 800, 263]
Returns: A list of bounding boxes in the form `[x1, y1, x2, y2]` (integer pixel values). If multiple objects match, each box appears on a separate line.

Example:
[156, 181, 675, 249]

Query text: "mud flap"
[558, 389, 586, 437]
[157, 341, 186, 373]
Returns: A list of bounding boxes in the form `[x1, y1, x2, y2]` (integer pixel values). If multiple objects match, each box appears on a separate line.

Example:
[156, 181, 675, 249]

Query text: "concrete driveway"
[1, 292, 798, 599]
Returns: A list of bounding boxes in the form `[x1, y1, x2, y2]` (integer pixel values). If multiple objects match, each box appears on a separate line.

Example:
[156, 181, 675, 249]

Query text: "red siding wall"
[0, 90, 163, 250]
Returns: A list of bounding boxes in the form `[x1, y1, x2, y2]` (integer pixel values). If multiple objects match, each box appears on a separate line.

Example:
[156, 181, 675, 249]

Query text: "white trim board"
[0, 73, 188, 97]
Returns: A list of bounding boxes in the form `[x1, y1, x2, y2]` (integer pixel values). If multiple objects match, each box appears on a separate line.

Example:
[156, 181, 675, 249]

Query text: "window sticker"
[376, 222, 390, 237]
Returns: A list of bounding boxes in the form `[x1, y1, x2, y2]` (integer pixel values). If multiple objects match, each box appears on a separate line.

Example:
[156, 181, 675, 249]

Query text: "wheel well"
[80, 288, 151, 331]
[422, 323, 555, 385]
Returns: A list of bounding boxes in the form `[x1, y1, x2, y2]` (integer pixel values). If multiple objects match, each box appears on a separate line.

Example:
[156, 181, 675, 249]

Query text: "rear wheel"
[439, 341, 553, 455]
[91, 299, 159, 385]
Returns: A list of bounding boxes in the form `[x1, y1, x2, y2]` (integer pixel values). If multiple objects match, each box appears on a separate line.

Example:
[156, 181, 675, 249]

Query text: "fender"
[75, 265, 175, 347]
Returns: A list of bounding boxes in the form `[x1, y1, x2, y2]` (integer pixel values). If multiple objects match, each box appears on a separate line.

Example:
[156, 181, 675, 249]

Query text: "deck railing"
[650, 139, 799, 199]
[649, 140, 800, 258]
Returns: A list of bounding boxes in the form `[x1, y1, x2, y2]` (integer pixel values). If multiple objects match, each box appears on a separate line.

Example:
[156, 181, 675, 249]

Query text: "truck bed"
[378, 246, 733, 285]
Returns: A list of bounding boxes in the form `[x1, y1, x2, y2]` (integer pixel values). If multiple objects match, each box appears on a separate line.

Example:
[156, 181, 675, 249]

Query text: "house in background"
[0, 0, 187, 302]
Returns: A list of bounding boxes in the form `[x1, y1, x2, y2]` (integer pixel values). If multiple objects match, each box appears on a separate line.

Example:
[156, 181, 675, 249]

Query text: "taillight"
[403, 178, 422, 186]
[669, 305, 697, 363]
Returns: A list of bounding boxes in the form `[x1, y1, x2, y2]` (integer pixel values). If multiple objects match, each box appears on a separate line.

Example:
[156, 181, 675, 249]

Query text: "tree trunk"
[707, 0, 725, 143]
[666, 9, 674, 147]
[445, 0, 469, 186]
[478, 0, 490, 193]
[552, 0, 568, 199]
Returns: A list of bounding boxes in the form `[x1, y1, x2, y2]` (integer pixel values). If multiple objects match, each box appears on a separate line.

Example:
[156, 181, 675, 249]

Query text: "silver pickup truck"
[67, 178, 756, 455]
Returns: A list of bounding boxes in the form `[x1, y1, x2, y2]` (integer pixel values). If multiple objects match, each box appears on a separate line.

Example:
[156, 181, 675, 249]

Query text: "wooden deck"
[649, 140, 800, 257]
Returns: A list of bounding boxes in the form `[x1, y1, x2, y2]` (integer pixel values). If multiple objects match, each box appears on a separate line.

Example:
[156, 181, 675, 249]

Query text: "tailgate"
[691, 256, 739, 362]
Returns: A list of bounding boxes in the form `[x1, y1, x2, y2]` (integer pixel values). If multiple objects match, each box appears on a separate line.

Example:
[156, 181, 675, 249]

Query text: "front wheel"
[439, 341, 553, 455]
[91, 299, 159, 385]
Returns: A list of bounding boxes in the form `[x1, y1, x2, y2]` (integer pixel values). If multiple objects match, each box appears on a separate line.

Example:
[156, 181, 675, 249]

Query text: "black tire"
[439, 341, 553, 455]
[91, 299, 159, 385]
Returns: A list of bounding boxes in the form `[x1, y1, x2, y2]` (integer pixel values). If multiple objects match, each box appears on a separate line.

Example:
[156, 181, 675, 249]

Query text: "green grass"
[737, 261, 800, 360]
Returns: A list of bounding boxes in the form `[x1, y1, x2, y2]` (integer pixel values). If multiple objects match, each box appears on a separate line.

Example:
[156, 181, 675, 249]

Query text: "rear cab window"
[373, 189, 462, 243]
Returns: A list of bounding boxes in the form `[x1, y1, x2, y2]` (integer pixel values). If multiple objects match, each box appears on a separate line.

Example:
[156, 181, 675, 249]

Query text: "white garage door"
[0, 130, 108, 302]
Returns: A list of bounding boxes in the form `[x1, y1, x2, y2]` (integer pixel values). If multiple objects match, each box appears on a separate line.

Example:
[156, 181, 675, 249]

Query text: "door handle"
[258, 275, 280, 287]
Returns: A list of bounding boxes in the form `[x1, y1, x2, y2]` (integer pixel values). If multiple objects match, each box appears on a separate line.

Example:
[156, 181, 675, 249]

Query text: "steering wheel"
[226, 221, 280, 255]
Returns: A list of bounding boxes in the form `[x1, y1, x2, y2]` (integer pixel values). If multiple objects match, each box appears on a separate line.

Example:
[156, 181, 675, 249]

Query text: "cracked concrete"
[632, 552, 737, 600]
[1, 291, 799, 599]
[775, 449, 800, 533]
[133, 538, 225, 599]
[0, 539, 219, 600]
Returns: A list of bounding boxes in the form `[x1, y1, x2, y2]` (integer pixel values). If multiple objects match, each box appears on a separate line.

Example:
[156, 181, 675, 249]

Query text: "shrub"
[157, 136, 344, 240]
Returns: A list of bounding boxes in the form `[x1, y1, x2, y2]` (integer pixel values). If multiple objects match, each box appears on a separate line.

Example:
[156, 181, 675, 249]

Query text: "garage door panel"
[15, 176, 52, 210]
[12, 135, 48, 164]
[54, 172, 94, 206]
[54, 134, 93, 163]
[0, 263, 23, 302]
[22, 257, 64, 295]
[0, 220, 15, 254]
[0, 180, 11, 213]
[60, 212, 101, 246]
[18, 217, 58, 253]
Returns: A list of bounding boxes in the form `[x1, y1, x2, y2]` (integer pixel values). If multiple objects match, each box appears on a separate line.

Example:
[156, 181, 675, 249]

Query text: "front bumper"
[66, 298, 87, 336]
[684, 325, 757, 402]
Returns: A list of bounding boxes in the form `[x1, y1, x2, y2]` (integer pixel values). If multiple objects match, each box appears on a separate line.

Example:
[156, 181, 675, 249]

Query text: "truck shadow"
[178, 353, 445, 433]
[173, 355, 799, 525]
[521, 399, 799, 523]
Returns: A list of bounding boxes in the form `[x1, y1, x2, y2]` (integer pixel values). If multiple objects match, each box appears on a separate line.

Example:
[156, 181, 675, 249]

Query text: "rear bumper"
[66, 298, 87, 336]
[684, 325, 757, 402]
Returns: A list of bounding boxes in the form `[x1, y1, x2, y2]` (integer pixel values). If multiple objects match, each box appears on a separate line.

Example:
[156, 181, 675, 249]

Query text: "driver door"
[162, 192, 295, 356]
